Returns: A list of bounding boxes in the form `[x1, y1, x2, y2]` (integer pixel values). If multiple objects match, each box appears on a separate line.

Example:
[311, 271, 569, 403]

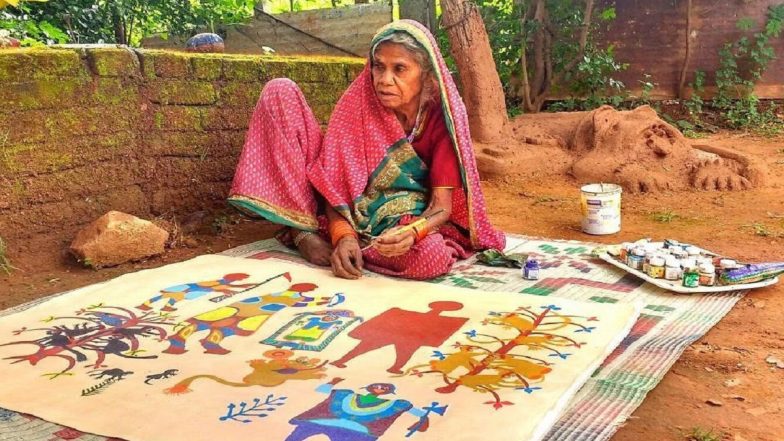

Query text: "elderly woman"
[228, 20, 504, 280]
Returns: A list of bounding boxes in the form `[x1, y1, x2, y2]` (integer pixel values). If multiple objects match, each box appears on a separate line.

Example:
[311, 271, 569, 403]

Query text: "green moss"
[88, 48, 139, 77]
[288, 60, 348, 84]
[150, 51, 191, 78]
[220, 82, 261, 107]
[149, 79, 217, 105]
[154, 106, 203, 131]
[45, 152, 73, 172]
[0, 78, 91, 110]
[201, 107, 252, 130]
[93, 78, 140, 106]
[154, 111, 165, 129]
[191, 56, 222, 80]
[0, 48, 84, 82]
[223, 58, 263, 81]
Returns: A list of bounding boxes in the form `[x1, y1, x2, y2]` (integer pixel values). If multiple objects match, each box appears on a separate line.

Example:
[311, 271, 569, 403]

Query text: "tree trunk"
[441, 0, 507, 142]
[400, 0, 437, 33]
[678, 0, 694, 99]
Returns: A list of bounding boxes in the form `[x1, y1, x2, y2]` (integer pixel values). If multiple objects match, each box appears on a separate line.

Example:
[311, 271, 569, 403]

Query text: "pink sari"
[229, 20, 504, 280]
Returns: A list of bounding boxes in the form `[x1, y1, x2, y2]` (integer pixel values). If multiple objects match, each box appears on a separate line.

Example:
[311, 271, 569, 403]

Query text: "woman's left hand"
[373, 227, 417, 257]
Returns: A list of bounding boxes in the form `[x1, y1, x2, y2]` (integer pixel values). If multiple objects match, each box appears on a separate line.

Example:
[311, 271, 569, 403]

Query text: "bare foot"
[296, 232, 332, 267]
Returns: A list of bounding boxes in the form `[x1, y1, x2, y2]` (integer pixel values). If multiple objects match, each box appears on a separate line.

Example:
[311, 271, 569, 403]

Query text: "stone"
[69, 211, 168, 268]
[185, 33, 225, 53]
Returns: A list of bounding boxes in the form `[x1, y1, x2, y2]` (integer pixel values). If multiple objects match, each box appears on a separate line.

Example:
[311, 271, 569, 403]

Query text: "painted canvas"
[0, 255, 640, 441]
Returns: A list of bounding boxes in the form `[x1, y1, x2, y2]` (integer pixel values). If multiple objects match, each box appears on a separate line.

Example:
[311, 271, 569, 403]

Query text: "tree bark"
[441, 0, 508, 142]
[678, 0, 694, 99]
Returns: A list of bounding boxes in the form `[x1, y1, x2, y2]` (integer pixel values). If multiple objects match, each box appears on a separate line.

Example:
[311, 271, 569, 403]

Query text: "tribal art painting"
[0, 255, 638, 441]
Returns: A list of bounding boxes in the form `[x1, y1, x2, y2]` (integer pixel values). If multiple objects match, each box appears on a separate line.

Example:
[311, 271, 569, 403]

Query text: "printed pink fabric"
[308, 20, 505, 251]
[230, 21, 505, 280]
[229, 78, 323, 230]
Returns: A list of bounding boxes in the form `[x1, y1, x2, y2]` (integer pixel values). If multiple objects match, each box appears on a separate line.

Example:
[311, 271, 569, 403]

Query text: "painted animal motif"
[136, 273, 260, 312]
[164, 349, 327, 394]
[144, 369, 179, 385]
[489, 356, 552, 380]
[90, 368, 133, 381]
[164, 283, 338, 355]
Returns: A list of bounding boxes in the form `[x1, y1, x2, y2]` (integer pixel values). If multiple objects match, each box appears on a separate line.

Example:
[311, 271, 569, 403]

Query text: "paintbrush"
[361, 209, 445, 251]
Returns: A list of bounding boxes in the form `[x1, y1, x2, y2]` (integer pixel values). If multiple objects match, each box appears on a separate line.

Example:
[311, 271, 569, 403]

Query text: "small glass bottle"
[648, 256, 666, 279]
[628, 247, 645, 270]
[698, 262, 716, 286]
[664, 256, 682, 281]
[682, 266, 700, 288]
[523, 258, 540, 280]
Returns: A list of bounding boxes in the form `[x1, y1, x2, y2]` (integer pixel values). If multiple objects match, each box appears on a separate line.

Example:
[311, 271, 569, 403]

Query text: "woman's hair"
[372, 31, 437, 100]
[372, 31, 433, 75]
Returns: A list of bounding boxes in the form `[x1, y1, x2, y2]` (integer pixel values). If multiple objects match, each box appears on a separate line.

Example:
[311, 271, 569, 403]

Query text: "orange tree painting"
[404, 304, 599, 409]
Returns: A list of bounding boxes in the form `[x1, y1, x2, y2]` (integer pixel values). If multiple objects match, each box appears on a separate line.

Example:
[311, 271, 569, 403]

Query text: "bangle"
[329, 218, 358, 247]
[293, 230, 315, 248]
[413, 222, 429, 243]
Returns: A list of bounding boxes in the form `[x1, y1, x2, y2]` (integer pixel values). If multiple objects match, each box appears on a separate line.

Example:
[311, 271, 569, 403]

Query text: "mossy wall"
[0, 46, 364, 241]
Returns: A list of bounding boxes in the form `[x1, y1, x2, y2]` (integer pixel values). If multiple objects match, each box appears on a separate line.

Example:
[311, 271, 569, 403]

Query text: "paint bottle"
[682, 266, 700, 288]
[664, 239, 680, 249]
[686, 246, 702, 259]
[628, 247, 645, 270]
[648, 256, 666, 279]
[642, 252, 656, 274]
[664, 256, 682, 281]
[719, 259, 740, 270]
[698, 262, 716, 286]
[619, 242, 632, 262]
[671, 248, 688, 260]
[523, 259, 540, 280]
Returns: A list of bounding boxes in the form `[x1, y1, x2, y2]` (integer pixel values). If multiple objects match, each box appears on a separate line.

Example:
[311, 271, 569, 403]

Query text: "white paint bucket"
[580, 183, 622, 235]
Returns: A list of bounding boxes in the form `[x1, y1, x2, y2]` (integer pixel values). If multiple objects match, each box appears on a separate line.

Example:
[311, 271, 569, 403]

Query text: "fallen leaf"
[724, 378, 742, 387]
[706, 399, 723, 406]
[746, 406, 768, 416]
[705, 366, 715, 373]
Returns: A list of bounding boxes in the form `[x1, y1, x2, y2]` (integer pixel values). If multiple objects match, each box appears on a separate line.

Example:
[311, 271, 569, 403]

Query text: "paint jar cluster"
[618, 239, 741, 288]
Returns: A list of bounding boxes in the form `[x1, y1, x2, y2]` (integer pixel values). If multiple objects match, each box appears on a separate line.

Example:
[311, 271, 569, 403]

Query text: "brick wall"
[0, 47, 364, 242]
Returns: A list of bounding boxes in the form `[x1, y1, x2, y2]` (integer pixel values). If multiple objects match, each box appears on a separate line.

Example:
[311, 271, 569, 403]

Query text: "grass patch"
[743, 222, 772, 237]
[651, 209, 679, 223]
[0, 236, 17, 274]
[684, 427, 722, 441]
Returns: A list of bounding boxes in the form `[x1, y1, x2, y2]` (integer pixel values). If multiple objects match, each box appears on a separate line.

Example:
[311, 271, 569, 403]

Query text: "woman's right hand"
[331, 236, 363, 279]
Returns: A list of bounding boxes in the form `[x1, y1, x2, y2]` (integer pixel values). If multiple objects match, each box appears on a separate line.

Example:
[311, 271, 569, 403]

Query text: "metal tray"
[598, 250, 779, 294]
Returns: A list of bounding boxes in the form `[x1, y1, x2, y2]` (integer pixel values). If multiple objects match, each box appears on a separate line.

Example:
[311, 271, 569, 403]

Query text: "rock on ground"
[69, 211, 169, 268]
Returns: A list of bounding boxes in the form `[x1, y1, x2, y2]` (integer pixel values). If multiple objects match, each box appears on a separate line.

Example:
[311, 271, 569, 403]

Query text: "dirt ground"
[1, 130, 783, 440]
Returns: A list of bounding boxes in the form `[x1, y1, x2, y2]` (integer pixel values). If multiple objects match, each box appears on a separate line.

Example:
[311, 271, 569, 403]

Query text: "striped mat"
[0, 235, 743, 441]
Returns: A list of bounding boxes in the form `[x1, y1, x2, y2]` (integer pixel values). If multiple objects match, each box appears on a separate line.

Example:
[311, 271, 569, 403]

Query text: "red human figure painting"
[331, 301, 468, 374]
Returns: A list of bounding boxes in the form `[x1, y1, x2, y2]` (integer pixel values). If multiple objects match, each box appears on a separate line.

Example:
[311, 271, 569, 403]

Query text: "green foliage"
[651, 209, 678, 223]
[684, 70, 705, 117]
[0, 4, 68, 46]
[0, 236, 17, 275]
[712, 4, 784, 133]
[0, 0, 257, 46]
[684, 427, 721, 441]
[438, 0, 626, 112]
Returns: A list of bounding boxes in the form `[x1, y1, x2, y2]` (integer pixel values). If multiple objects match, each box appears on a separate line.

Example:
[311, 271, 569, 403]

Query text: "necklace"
[406, 102, 425, 143]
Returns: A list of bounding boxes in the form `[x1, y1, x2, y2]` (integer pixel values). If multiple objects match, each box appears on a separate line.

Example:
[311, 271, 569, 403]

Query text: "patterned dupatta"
[309, 20, 504, 250]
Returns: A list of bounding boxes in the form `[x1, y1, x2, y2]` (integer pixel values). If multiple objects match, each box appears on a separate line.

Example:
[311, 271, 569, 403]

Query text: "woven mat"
[0, 235, 743, 441]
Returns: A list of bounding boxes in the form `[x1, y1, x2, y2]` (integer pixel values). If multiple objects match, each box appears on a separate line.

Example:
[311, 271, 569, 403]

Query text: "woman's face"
[372, 42, 424, 114]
